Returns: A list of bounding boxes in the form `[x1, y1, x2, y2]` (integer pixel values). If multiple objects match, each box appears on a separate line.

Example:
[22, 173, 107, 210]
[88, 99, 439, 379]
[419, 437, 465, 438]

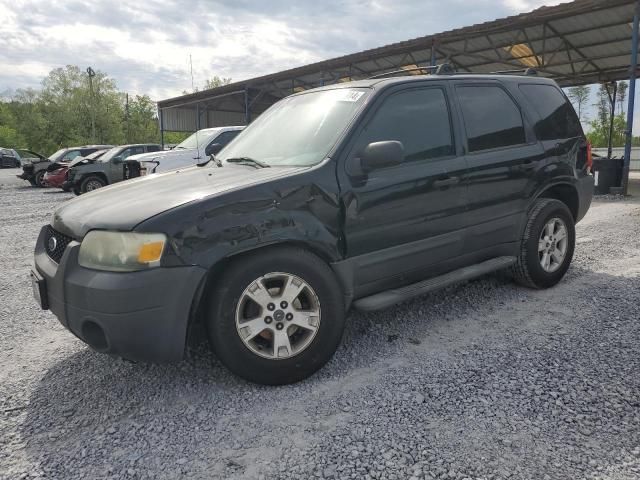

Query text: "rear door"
[452, 81, 543, 255]
[339, 83, 468, 296]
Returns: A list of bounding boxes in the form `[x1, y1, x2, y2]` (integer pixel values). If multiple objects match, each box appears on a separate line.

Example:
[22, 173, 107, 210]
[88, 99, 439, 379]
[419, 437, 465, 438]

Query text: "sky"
[0, 0, 637, 129]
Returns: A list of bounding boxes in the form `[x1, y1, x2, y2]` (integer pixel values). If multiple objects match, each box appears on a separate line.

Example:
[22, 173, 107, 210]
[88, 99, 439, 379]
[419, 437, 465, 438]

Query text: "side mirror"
[112, 156, 123, 164]
[205, 143, 222, 156]
[359, 141, 404, 173]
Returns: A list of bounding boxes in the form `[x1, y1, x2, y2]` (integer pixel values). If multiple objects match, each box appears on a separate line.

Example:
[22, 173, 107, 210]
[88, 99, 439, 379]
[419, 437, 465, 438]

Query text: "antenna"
[189, 54, 195, 92]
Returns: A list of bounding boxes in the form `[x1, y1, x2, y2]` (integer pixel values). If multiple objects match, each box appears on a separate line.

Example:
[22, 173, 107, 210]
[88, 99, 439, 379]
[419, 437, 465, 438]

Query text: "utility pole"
[87, 67, 96, 143]
[125, 93, 130, 143]
[623, 0, 639, 195]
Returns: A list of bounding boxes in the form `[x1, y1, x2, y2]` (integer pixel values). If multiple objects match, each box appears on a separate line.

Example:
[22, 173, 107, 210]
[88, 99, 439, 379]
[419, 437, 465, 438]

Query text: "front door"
[339, 84, 468, 296]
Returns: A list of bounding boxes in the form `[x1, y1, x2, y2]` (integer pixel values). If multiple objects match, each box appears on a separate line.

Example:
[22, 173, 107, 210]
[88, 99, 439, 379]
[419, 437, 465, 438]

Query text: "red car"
[43, 149, 107, 190]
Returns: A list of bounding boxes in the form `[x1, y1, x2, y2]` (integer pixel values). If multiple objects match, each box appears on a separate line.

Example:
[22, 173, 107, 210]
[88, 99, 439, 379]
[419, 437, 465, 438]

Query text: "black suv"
[32, 73, 593, 385]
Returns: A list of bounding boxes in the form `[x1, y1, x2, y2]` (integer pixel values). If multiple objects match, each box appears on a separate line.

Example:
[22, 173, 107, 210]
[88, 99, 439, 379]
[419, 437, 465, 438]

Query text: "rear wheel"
[34, 170, 46, 188]
[512, 198, 575, 289]
[80, 175, 106, 194]
[207, 247, 345, 385]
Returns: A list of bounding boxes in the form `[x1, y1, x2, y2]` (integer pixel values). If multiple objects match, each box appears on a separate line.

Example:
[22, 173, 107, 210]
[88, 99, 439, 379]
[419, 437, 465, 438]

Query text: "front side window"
[519, 84, 582, 140]
[355, 87, 454, 163]
[457, 85, 526, 152]
[213, 130, 241, 148]
[218, 88, 370, 167]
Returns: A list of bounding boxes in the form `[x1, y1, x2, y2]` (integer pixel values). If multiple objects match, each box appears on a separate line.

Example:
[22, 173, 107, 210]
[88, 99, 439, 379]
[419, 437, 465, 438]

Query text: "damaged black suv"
[32, 72, 593, 385]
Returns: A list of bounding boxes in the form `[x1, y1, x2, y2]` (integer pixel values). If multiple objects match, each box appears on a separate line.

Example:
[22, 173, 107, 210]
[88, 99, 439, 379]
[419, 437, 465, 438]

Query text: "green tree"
[617, 81, 628, 115]
[124, 94, 159, 143]
[566, 85, 590, 123]
[587, 83, 627, 149]
[0, 102, 25, 147]
[203, 76, 232, 90]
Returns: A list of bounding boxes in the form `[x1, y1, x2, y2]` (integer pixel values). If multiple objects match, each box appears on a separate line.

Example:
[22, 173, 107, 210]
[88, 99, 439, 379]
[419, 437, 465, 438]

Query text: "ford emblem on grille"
[48, 236, 58, 252]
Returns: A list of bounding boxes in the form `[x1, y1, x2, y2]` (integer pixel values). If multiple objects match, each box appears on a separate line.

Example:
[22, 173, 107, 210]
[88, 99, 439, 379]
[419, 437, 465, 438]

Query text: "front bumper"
[33, 226, 207, 362]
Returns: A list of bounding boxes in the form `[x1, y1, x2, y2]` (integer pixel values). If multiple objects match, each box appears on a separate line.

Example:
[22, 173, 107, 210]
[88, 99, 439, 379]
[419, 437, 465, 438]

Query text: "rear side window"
[456, 85, 526, 152]
[357, 88, 454, 163]
[146, 145, 161, 152]
[519, 84, 582, 140]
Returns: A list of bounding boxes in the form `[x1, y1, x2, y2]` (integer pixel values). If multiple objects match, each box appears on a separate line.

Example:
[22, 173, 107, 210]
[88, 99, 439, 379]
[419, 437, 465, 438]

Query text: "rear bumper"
[576, 174, 594, 223]
[33, 226, 208, 362]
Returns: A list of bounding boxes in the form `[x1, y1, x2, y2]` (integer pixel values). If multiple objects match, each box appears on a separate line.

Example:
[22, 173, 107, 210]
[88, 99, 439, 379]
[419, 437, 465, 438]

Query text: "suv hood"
[52, 164, 300, 238]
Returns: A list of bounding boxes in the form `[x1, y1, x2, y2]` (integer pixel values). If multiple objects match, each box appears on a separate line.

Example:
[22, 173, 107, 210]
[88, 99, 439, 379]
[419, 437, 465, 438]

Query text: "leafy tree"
[203, 76, 232, 90]
[0, 102, 25, 147]
[566, 85, 590, 123]
[124, 94, 159, 143]
[617, 81, 628, 115]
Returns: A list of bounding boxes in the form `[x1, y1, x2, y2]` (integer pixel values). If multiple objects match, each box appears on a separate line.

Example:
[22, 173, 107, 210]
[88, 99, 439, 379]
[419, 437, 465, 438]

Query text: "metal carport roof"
[158, 0, 638, 133]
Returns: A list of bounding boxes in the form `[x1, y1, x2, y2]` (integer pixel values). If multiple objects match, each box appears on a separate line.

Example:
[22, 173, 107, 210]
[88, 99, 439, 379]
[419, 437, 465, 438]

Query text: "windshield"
[98, 147, 122, 162]
[176, 130, 217, 150]
[48, 149, 67, 162]
[219, 88, 369, 167]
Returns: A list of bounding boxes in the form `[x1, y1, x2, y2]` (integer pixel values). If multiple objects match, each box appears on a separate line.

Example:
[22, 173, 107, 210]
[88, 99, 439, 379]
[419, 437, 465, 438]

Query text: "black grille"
[44, 226, 73, 263]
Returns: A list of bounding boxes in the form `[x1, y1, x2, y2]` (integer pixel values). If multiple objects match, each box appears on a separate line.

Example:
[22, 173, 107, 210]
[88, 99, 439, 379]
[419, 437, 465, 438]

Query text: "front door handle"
[433, 176, 460, 188]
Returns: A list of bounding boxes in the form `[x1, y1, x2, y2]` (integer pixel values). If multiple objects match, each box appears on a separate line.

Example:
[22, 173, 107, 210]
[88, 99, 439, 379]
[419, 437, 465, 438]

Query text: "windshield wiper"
[226, 157, 270, 168]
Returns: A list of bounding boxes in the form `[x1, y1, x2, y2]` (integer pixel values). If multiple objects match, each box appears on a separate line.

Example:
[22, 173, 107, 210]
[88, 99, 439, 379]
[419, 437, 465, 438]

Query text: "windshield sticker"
[338, 90, 365, 102]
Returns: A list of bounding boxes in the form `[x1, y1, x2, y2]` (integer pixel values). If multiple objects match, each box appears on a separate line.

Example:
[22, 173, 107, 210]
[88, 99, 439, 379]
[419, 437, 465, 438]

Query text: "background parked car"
[18, 145, 113, 187]
[1, 148, 47, 168]
[43, 149, 109, 191]
[128, 127, 243, 174]
[66, 143, 162, 194]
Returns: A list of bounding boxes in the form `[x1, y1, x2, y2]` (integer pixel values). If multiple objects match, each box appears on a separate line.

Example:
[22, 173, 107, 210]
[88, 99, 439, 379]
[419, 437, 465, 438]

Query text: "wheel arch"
[185, 240, 342, 347]
[535, 182, 579, 221]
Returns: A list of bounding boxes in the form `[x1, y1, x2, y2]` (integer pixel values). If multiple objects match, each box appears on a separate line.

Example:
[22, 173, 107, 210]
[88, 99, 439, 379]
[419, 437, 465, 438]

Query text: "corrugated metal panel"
[161, 108, 197, 132]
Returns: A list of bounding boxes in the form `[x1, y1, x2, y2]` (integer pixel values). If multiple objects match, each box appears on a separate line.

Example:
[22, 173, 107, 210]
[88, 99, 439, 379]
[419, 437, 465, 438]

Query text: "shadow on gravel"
[16, 268, 640, 479]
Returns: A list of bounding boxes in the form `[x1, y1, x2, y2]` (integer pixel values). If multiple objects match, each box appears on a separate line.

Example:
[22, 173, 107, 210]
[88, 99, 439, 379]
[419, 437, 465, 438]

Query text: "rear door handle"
[520, 160, 536, 170]
[433, 176, 460, 188]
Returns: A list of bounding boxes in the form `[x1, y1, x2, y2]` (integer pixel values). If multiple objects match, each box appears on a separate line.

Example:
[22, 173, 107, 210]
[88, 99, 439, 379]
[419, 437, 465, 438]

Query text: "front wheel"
[207, 247, 346, 385]
[80, 175, 106, 194]
[34, 170, 46, 188]
[512, 198, 575, 289]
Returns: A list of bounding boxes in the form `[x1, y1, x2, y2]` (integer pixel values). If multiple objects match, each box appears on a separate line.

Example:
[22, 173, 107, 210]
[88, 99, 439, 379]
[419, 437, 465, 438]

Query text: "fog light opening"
[81, 320, 109, 351]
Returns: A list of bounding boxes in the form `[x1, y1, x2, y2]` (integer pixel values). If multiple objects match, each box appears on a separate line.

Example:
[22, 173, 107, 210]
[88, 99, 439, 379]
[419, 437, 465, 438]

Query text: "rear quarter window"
[519, 84, 583, 140]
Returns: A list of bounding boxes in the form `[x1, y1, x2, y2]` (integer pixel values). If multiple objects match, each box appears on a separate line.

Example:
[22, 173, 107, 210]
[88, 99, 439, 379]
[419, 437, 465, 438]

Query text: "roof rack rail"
[489, 68, 538, 76]
[369, 63, 454, 79]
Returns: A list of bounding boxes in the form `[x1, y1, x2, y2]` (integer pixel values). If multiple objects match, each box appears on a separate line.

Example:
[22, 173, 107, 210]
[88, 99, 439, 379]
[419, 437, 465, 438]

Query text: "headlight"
[78, 231, 167, 272]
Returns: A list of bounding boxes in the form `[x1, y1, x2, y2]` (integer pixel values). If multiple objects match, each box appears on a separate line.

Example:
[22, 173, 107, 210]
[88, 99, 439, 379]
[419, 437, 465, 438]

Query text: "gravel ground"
[1, 167, 639, 480]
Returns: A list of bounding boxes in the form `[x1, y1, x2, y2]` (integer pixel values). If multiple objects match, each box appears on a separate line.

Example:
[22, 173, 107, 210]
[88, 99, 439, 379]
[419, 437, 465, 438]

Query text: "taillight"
[586, 141, 593, 173]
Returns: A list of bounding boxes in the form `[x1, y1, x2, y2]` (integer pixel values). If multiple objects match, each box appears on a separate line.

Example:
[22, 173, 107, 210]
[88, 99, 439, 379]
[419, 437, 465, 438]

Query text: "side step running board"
[353, 256, 516, 311]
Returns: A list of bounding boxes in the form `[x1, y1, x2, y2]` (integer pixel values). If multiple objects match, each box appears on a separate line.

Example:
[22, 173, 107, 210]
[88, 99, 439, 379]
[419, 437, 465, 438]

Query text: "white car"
[128, 126, 244, 174]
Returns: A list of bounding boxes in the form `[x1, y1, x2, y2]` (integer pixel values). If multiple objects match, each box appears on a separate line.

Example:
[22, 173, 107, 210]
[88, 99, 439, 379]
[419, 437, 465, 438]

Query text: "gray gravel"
[1, 167, 640, 480]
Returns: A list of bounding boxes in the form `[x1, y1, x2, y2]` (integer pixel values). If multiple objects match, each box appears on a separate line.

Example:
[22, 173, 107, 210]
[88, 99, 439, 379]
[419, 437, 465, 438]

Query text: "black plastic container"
[592, 156, 623, 194]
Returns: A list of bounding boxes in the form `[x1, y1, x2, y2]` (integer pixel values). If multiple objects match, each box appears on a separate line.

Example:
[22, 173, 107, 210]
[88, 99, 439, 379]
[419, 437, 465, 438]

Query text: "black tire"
[34, 170, 46, 188]
[62, 185, 71, 192]
[80, 175, 106, 194]
[512, 198, 575, 289]
[207, 247, 346, 385]
[28, 178, 37, 187]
